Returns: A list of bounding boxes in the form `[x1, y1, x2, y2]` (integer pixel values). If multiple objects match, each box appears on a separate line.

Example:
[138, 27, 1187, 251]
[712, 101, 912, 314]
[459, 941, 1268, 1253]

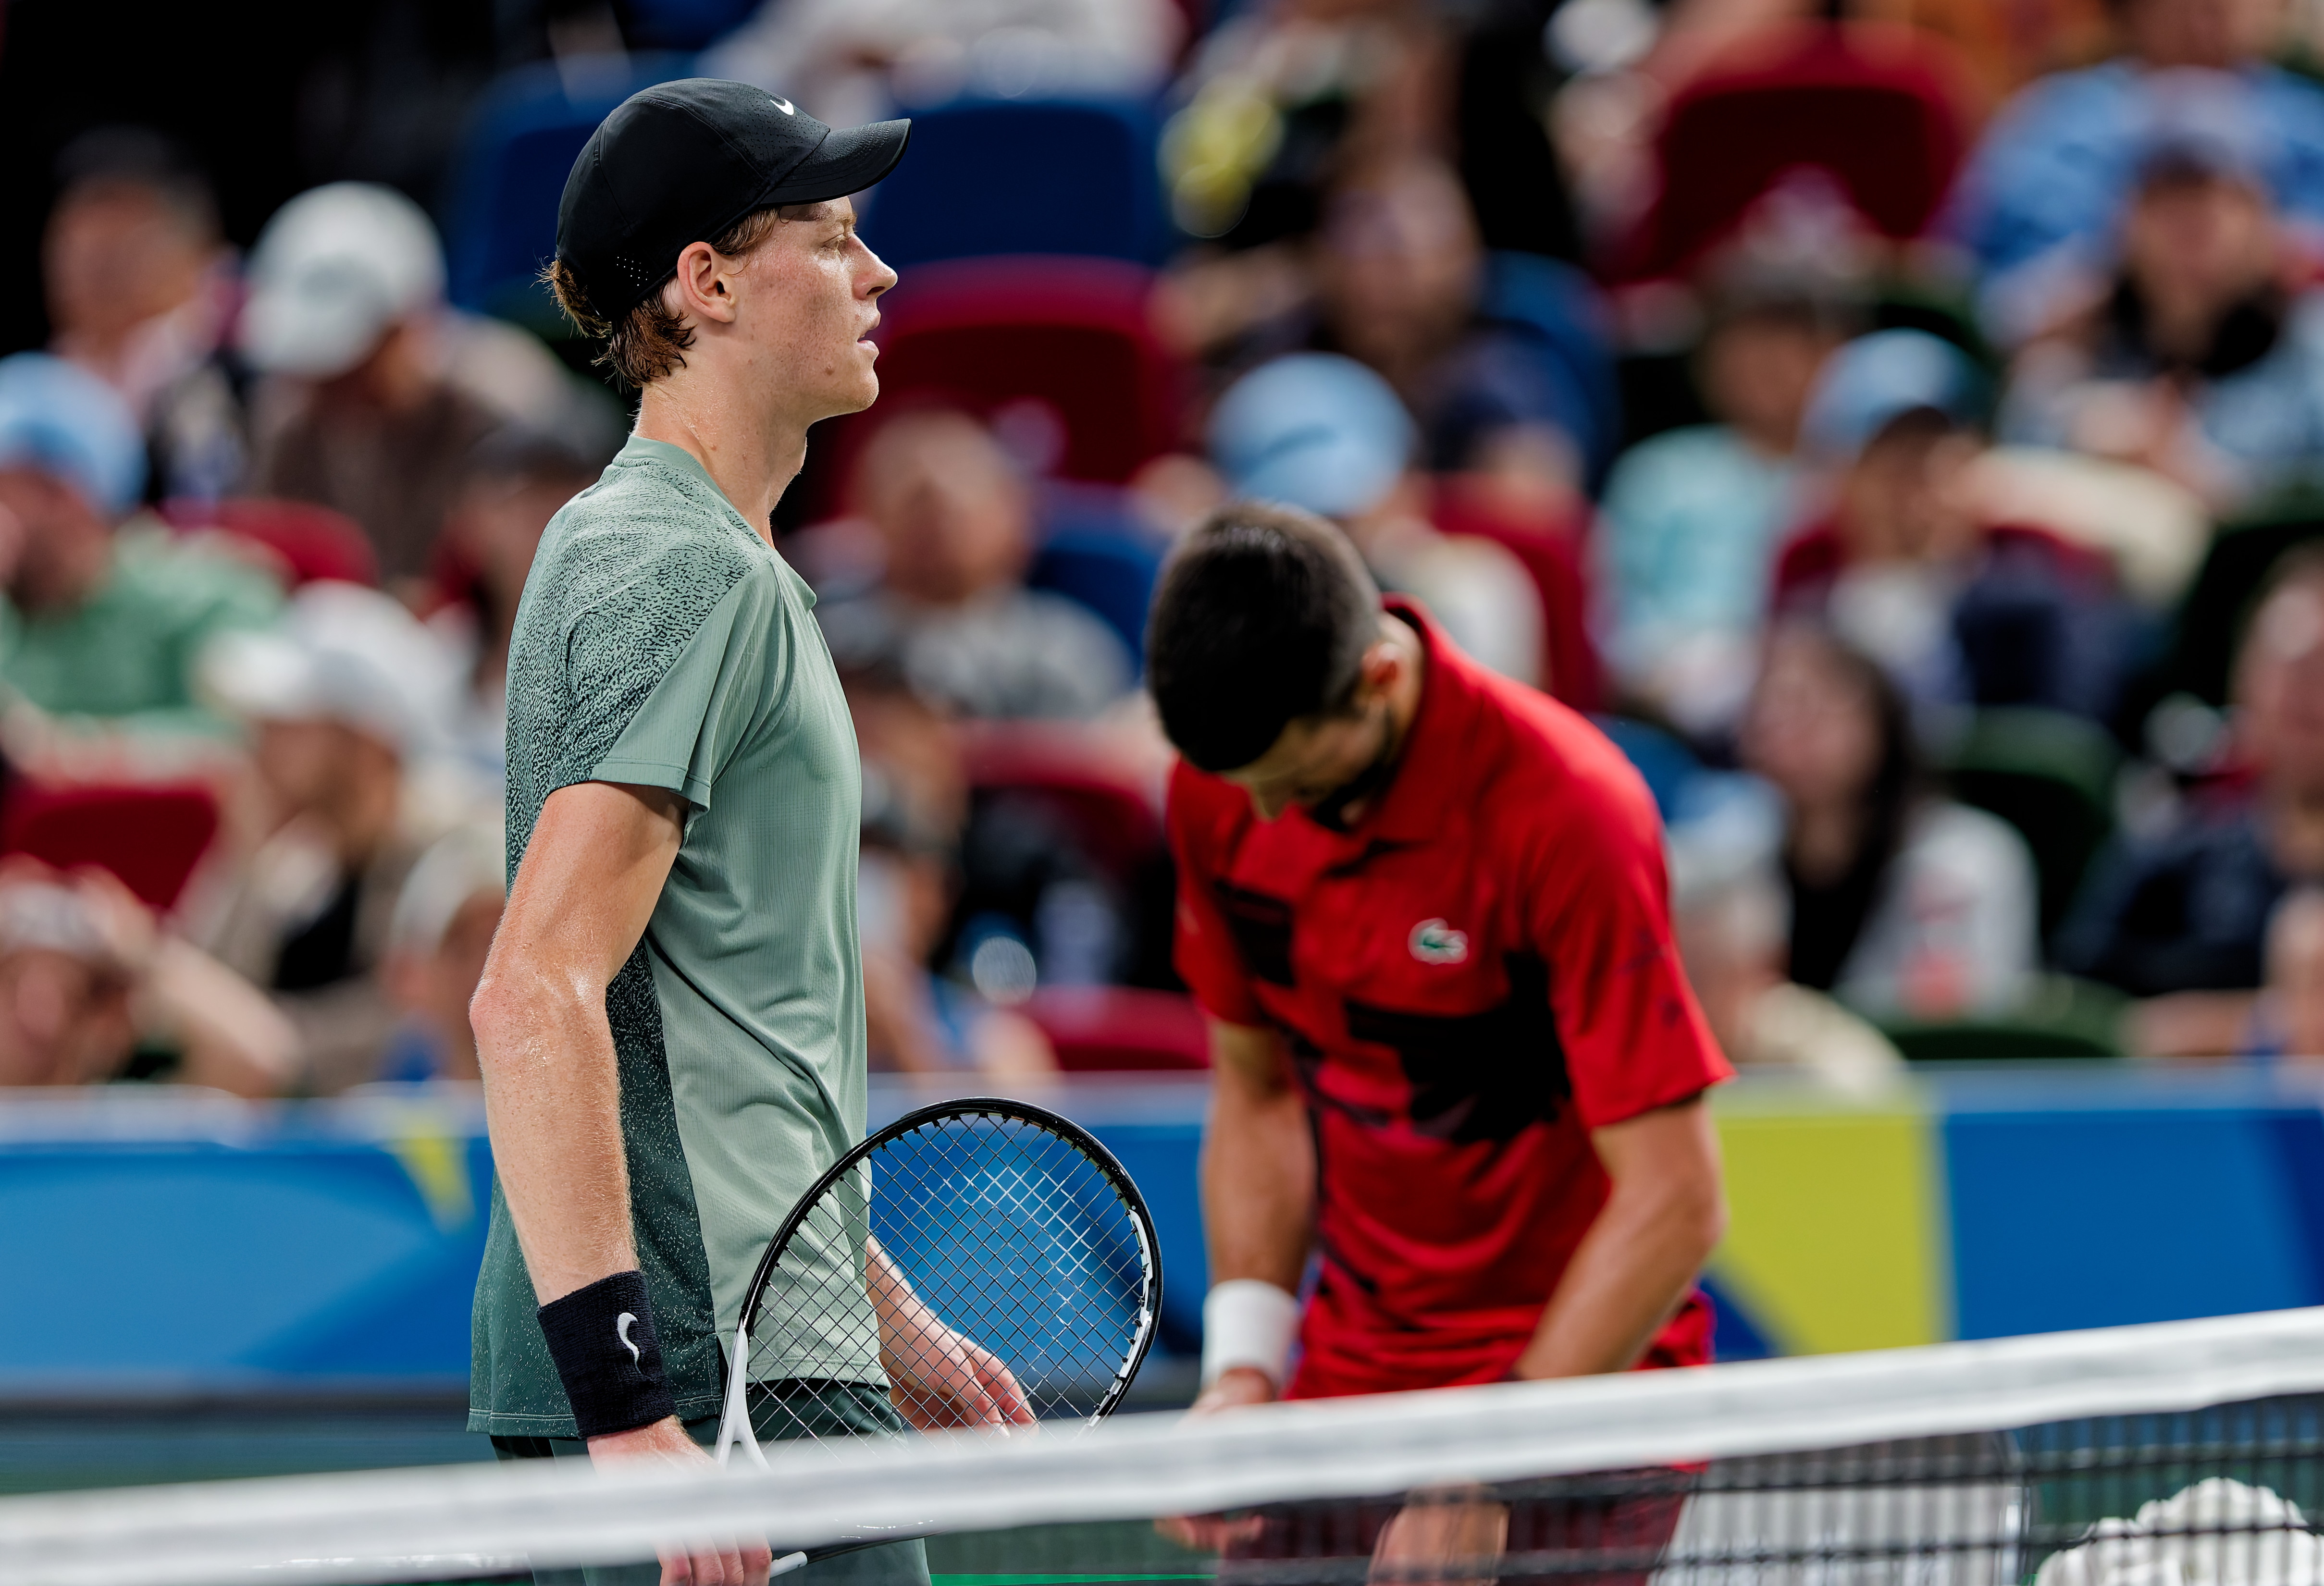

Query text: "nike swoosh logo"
[617, 1312, 641, 1366]
[771, 96, 795, 115]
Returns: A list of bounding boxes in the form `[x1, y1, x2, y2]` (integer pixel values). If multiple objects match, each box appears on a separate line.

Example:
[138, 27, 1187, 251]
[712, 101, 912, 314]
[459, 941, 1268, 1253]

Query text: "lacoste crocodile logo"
[1409, 919, 1469, 965]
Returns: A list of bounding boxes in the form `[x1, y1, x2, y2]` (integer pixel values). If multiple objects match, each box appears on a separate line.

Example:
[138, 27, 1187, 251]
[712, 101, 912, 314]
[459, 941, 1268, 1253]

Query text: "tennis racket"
[713, 1096, 1162, 1474]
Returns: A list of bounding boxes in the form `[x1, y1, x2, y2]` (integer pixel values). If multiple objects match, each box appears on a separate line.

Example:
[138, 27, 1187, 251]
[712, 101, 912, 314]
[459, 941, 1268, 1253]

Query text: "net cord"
[13, 1306, 2324, 1586]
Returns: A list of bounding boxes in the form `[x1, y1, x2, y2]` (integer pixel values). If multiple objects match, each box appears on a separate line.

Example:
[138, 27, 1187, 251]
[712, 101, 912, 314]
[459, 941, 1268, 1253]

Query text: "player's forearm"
[474, 954, 640, 1303]
[1515, 1179, 1721, 1377]
[1515, 1102, 1725, 1379]
[1201, 1074, 1313, 1289]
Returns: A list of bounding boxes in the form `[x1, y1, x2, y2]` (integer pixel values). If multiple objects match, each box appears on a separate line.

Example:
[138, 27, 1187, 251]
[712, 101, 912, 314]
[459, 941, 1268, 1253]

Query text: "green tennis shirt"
[469, 435, 881, 1438]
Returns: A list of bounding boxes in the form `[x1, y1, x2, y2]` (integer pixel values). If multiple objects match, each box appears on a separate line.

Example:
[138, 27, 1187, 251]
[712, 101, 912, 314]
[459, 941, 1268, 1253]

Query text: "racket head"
[731, 1096, 1163, 1442]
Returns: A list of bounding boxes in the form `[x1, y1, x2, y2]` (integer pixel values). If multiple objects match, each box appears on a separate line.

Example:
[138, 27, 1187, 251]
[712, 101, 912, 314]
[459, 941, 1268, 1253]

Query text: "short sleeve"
[1166, 763, 1266, 1029]
[583, 569, 789, 810]
[1527, 761, 1731, 1131]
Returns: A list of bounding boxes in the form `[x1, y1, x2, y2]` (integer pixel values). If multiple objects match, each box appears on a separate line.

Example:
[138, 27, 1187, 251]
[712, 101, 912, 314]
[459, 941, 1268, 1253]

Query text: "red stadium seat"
[161, 498, 381, 589]
[1023, 986, 1209, 1071]
[958, 721, 1166, 884]
[0, 782, 222, 912]
[813, 256, 1187, 515]
[1607, 25, 1975, 283]
[1429, 479, 1605, 713]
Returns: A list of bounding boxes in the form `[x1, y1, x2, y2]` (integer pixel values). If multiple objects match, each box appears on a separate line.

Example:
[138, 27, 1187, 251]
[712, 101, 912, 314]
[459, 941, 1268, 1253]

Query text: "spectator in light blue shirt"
[1949, 0, 2324, 329]
[1595, 280, 1847, 738]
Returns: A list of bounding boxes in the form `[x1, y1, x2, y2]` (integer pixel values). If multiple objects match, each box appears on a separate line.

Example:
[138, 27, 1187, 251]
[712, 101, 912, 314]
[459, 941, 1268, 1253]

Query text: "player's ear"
[1353, 633, 1403, 703]
[670, 241, 740, 325]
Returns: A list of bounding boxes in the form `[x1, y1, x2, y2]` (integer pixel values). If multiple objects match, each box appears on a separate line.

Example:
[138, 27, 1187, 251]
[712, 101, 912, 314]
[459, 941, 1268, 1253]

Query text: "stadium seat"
[958, 721, 1165, 885]
[812, 256, 1187, 513]
[1593, 716, 1701, 821]
[441, 53, 696, 325]
[1940, 707, 2120, 943]
[1607, 25, 1974, 283]
[1028, 486, 1166, 668]
[1022, 986, 1209, 1071]
[618, 0, 757, 50]
[1478, 252, 1622, 486]
[160, 498, 380, 589]
[1428, 478, 1604, 712]
[0, 782, 222, 911]
[2162, 494, 2324, 707]
[859, 96, 1171, 269]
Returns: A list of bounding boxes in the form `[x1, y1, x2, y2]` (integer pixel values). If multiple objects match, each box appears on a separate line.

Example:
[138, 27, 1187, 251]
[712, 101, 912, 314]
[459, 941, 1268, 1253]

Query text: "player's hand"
[588, 1415, 775, 1586]
[1187, 1365, 1275, 1418]
[1368, 1486, 1508, 1586]
[1156, 1370, 1278, 1551]
[884, 1322, 1038, 1432]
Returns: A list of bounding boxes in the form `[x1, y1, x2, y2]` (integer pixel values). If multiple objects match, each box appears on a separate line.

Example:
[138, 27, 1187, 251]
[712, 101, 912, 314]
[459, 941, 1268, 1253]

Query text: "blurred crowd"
[7, 0, 2324, 1096]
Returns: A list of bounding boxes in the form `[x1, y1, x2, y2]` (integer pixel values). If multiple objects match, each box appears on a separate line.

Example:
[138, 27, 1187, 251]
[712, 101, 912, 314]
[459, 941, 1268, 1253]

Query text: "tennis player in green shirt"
[467, 82, 1024, 1586]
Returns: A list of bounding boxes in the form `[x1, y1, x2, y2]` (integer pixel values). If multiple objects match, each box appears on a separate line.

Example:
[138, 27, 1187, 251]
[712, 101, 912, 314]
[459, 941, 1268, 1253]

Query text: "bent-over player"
[1148, 504, 1732, 1578]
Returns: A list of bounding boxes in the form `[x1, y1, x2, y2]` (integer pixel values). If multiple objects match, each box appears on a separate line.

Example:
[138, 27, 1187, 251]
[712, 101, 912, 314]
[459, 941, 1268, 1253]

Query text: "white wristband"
[1200, 1279, 1300, 1389]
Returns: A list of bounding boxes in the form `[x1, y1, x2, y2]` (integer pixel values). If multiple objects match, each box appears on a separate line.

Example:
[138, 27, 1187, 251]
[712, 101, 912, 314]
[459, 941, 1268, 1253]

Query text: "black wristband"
[537, 1270, 678, 1438]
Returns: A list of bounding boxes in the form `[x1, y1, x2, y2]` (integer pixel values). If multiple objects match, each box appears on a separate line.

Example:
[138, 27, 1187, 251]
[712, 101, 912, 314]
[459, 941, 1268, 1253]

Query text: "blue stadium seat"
[1478, 250, 1622, 487]
[441, 53, 696, 324]
[619, 0, 760, 50]
[860, 96, 1171, 268]
[1029, 485, 1165, 667]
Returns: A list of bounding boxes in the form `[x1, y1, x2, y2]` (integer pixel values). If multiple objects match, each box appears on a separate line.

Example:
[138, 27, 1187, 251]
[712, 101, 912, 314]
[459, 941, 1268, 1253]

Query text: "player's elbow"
[468, 955, 556, 1071]
[1681, 1179, 1729, 1268]
[1660, 1162, 1727, 1271]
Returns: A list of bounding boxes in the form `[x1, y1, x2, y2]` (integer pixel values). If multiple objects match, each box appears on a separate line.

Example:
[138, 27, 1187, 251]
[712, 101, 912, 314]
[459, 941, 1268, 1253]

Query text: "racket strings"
[740, 1110, 1153, 1445]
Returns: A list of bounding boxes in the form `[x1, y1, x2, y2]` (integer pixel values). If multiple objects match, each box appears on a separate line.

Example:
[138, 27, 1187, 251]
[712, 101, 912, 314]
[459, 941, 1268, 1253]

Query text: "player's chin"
[831, 362, 882, 415]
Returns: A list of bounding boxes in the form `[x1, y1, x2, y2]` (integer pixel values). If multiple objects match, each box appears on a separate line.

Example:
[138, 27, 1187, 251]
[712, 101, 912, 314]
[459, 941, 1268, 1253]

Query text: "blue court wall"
[6, 1068, 2324, 1386]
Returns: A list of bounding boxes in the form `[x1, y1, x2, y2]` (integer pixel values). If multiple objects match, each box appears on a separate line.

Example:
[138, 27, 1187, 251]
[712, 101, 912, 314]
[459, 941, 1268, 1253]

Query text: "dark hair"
[543, 206, 791, 389]
[1762, 620, 1922, 989]
[1146, 502, 1383, 773]
[52, 126, 218, 242]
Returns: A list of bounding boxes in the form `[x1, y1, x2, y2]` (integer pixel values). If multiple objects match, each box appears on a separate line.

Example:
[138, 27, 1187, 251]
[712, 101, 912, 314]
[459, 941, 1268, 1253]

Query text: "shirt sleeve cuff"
[585, 755, 714, 811]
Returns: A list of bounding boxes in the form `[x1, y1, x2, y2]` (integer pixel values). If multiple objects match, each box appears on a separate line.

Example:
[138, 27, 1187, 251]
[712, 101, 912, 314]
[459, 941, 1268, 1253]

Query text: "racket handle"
[769, 1551, 810, 1577]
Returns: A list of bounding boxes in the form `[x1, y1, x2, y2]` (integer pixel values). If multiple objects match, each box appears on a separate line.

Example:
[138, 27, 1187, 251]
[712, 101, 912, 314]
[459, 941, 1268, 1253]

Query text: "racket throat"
[714, 1314, 772, 1471]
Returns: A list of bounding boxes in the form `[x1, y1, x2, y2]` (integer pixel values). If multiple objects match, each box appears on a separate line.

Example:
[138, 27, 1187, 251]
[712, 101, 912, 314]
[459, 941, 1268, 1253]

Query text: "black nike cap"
[556, 78, 911, 321]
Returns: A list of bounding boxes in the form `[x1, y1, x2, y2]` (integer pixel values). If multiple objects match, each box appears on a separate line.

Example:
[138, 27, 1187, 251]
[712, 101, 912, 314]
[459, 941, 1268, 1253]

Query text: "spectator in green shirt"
[0, 353, 280, 755]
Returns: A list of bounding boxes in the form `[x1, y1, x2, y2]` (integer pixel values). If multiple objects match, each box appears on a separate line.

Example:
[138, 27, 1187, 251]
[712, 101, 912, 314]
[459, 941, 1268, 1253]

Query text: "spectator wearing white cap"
[1209, 352, 1544, 687]
[191, 580, 481, 1093]
[0, 352, 281, 758]
[241, 183, 613, 591]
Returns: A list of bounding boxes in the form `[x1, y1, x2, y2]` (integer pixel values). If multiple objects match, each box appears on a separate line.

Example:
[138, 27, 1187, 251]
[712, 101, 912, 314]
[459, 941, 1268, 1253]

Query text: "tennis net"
[9, 1307, 2324, 1586]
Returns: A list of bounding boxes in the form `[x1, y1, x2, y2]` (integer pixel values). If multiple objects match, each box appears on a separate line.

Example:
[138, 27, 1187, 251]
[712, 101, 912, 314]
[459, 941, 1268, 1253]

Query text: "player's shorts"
[1218, 1469, 1696, 1586]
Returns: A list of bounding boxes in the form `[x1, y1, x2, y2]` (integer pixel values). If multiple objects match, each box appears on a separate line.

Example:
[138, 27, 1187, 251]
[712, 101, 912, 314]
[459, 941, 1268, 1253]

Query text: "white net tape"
[9, 1308, 2324, 1586]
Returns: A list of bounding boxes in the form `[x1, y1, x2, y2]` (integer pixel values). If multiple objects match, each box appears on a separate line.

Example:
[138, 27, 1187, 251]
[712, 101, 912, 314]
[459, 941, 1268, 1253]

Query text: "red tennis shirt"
[1169, 600, 1732, 1399]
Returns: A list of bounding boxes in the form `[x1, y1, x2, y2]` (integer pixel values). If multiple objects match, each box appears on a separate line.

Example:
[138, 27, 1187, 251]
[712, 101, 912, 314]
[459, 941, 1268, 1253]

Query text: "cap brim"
[240, 287, 388, 379]
[763, 118, 912, 206]
[198, 630, 326, 723]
